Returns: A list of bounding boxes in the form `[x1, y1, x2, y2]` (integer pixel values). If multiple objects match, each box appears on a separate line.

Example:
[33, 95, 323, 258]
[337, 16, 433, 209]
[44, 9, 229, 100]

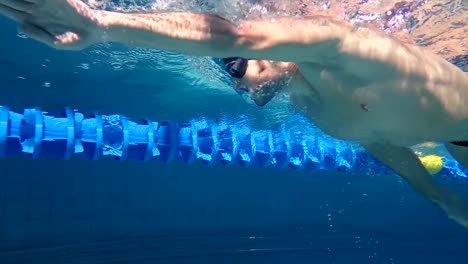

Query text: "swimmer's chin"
[252, 92, 276, 107]
[253, 97, 270, 107]
[239, 93, 272, 107]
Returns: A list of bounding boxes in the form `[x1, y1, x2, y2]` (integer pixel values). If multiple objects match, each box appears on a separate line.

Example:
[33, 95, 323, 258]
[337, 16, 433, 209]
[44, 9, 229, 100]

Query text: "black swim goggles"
[222, 57, 249, 78]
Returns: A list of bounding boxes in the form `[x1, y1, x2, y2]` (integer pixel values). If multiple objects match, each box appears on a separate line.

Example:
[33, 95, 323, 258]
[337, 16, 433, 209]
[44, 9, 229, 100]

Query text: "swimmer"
[1, 0, 468, 228]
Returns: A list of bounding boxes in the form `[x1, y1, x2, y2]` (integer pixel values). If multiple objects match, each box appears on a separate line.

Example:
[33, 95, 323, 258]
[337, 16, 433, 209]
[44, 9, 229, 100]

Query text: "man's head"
[220, 57, 294, 106]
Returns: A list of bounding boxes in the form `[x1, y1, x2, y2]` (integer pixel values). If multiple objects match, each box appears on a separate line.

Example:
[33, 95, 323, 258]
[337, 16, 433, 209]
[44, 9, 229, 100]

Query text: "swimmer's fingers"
[19, 22, 55, 46]
[20, 22, 84, 50]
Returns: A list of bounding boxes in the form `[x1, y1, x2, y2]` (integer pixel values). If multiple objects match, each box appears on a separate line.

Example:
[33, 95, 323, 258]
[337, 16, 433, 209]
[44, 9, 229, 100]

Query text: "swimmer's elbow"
[230, 17, 348, 63]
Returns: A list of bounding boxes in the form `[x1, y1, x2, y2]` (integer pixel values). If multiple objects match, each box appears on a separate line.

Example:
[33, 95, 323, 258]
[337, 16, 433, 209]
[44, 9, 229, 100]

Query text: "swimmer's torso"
[289, 61, 468, 146]
[234, 0, 468, 147]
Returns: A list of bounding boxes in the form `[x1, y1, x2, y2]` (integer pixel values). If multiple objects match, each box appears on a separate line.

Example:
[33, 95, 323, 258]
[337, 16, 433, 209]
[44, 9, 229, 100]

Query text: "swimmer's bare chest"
[290, 63, 468, 146]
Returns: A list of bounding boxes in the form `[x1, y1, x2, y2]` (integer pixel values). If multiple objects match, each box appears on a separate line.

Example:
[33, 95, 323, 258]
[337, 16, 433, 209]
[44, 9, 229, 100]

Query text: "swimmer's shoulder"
[325, 24, 465, 83]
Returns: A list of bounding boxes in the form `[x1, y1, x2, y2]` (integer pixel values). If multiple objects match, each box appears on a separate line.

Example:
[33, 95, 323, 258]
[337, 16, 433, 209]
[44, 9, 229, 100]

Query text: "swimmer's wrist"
[93, 11, 153, 44]
[90, 10, 238, 56]
[93, 11, 120, 41]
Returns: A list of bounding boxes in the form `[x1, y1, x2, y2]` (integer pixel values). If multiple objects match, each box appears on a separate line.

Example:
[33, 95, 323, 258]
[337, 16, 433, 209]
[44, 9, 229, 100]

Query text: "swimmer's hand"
[0, 0, 102, 50]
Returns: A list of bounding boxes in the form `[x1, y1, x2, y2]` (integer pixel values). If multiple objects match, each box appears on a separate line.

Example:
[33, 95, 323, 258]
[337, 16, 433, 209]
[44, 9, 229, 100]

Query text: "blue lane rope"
[0, 105, 467, 180]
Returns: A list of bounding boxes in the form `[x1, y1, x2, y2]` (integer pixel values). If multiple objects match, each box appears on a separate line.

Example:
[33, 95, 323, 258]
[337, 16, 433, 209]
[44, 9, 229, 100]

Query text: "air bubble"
[77, 63, 91, 70]
[17, 32, 28, 39]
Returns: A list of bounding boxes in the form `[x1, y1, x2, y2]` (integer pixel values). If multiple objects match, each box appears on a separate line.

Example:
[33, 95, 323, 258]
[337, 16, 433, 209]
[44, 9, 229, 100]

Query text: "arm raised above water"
[0, 0, 348, 60]
[0, 0, 393, 63]
[98, 11, 350, 62]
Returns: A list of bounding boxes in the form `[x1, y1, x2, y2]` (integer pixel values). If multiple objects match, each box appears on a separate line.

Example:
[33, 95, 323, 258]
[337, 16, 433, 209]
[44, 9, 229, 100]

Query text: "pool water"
[0, 2, 468, 263]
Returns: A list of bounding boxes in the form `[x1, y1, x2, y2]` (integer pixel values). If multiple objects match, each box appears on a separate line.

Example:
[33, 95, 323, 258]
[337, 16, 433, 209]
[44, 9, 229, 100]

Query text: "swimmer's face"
[222, 58, 280, 106]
